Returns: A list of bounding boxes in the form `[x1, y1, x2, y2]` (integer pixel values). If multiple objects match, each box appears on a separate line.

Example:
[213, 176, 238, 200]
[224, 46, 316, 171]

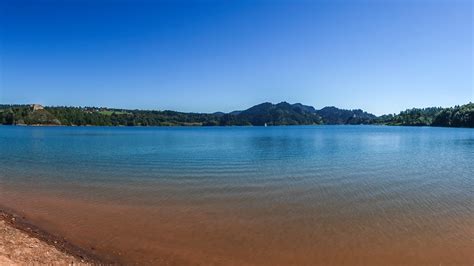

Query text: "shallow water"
[0, 126, 473, 264]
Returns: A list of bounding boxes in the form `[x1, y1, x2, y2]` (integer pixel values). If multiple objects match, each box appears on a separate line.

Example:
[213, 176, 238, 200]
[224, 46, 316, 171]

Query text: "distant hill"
[316, 106, 376, 125]
[0, 102, 472, 128]
[221, 102, 322, 126]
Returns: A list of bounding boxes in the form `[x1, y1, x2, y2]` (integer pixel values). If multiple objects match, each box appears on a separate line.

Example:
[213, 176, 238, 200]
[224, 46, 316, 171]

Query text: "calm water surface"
[0, 126, 473, 265]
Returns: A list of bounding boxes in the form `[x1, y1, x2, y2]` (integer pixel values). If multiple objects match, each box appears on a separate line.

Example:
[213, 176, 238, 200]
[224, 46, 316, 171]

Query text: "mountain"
[220, 102, 322, 126]
[316, 106, 377, 124]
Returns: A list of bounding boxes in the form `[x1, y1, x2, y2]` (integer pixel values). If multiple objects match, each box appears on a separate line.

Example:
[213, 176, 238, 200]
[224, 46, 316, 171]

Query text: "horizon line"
[1, 101, 472, 116]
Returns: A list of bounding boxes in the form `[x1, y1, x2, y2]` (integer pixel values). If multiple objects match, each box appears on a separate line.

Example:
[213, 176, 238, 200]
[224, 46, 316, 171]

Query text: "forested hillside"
[219, 102, 322, 126]
[0, 103, 323, 126]
[376, 103, 473, 128]
[1, 102, 472, 127]
[316, 107, 376, 125]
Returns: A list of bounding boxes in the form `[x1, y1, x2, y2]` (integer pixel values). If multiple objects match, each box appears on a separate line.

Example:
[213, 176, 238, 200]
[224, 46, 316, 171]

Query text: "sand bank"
[0, 209, 103, 265]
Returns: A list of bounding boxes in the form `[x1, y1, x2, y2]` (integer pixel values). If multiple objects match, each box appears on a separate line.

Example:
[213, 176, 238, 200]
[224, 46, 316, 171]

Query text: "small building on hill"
[30, 104, 44, 111]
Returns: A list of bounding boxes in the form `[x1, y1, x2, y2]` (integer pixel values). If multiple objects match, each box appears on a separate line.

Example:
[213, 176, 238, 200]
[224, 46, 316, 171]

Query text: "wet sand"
[0, 209, 103, 264]
[1, 187, 473, 265]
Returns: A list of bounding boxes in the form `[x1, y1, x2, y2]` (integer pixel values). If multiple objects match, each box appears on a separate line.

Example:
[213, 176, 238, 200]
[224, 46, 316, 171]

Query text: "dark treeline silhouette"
[0, 102, 473, 128]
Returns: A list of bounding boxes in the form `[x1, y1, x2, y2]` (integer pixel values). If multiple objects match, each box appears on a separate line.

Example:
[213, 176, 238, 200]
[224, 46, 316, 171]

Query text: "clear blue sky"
[0, 0, 472, 115]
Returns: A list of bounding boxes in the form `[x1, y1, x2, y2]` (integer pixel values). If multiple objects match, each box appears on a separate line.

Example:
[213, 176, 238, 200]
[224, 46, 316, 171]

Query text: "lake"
[0, 126, 472, 264]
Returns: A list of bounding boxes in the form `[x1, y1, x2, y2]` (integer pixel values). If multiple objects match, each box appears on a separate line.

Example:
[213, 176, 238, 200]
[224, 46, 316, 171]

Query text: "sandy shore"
[0, 209, 103, 265]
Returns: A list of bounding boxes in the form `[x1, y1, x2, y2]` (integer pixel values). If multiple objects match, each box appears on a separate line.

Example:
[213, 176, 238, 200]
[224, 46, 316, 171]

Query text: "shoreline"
[1, 124, 472, 129]
[0, 207, 108, 264]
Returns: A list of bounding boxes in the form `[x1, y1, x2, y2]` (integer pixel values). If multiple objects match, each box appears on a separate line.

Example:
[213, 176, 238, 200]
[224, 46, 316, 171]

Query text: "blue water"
[0, 125, 473, 264]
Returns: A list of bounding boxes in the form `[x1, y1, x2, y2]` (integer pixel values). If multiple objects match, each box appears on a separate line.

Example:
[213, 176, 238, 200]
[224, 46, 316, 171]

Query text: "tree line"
[1, 102, 472, 128]
[375, 103, 473, 128]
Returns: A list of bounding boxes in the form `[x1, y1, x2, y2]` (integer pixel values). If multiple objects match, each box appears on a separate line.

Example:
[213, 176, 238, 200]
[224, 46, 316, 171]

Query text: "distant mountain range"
[0, 102, 473, 128]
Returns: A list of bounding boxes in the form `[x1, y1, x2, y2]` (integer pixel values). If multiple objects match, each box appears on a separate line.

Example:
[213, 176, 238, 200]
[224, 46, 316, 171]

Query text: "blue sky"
[0, 0, 472, 115]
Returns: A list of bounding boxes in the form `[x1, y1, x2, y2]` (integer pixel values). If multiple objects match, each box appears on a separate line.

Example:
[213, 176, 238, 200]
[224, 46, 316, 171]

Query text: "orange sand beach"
[0, 209, 103, 264]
